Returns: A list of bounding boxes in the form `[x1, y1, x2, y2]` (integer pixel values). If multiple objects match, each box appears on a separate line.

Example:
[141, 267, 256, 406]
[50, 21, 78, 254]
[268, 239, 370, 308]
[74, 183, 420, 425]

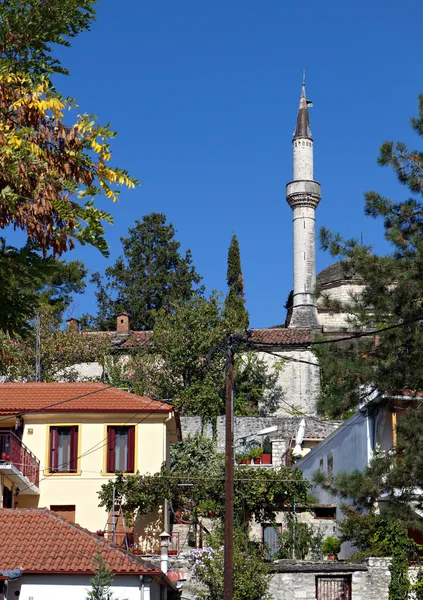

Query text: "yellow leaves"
[91, 140, 103, 154]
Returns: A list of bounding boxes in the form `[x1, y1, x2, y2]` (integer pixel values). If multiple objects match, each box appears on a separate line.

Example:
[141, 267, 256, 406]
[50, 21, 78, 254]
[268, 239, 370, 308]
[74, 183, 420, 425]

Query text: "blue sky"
[35, 0, 423, 326]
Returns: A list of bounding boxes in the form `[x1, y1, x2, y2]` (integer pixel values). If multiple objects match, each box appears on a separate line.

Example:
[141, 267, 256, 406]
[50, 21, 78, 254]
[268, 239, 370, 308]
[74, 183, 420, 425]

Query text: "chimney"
[66, 318, 80, 333]
[116, 313, 130, 334]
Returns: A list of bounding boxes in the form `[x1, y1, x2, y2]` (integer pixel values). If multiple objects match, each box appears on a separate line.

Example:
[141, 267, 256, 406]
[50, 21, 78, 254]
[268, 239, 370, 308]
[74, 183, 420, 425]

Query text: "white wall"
[7, 574, 159, 600]
[297, 410, 371, 556]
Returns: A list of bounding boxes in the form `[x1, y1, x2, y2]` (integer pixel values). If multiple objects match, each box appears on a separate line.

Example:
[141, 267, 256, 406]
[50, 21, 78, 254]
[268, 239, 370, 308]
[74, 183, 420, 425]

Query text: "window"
[49, 426, 79, 473]
[316, 576, 351, 600]
[50, 505, 76, 523]
[107, 426, 135, 473]
[2, 485, 12, 508]
[327, 452, 334, 480]
[262, 524, 282, 558]
[314, 506, 336, 520]
[319, 458, 324, 471]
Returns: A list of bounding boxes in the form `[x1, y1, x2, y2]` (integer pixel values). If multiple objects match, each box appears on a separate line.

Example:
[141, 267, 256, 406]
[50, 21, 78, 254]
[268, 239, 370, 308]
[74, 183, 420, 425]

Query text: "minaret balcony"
[286, 179, 321, 210]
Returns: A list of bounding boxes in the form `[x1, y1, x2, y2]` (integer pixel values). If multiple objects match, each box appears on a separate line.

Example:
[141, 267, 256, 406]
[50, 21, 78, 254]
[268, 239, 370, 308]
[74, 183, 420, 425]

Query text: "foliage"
[188, 528, 271, 600]
[0, 0, 96, 77]
[315, 94, 423, 418]
[0, 237, 86, 336]
[87, 213, 202, 330]
[321, 535, 341, 556]
[0, 72, 137, 255]
[86, 550, 126, 600]
[0, 305, 109, 380]
[388, 522, 410, 600]
[224, 234, 249, 330]
[314, 404, 423, 522]
[98, 436, 310, 528]
[104, 292, 282, 422]
[275, 520, 324, 560]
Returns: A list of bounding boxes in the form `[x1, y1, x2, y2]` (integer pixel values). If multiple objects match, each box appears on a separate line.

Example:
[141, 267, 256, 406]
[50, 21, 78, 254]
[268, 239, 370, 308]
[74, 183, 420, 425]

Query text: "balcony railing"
[0, 430, 40, 487]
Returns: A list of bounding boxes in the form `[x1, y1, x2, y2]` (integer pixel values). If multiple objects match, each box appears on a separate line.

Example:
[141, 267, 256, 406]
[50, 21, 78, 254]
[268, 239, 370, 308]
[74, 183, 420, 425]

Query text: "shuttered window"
[49, 426, 79, 473]
[107, 426, 135, 473]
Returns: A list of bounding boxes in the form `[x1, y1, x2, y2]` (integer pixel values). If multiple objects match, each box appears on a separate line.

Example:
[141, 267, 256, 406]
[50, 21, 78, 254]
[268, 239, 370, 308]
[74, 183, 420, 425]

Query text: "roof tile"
[248, 328, 311, 346]
[0, 382, 170, 415]
[0, 509, 161, 575]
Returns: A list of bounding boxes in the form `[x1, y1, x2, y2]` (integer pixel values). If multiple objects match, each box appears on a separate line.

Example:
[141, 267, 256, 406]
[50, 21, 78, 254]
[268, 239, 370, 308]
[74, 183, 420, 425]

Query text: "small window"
[107, 426, 135, 473]
[49, 426, 78, 473]
[319, 458, 324, 471]
[262, 524, 282, 558]
[327, 452, 334, 480]
[314, 506, 336, 520]
[50, 504, 76, 523]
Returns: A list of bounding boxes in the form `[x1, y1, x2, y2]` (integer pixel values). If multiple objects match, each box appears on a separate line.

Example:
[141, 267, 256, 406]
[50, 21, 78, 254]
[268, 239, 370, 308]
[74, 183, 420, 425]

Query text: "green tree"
[0, 0, 96, 77]
[88, 213, 202, 331]
[0, 2, 136, 256]
[0, 238, 86, 336]
[105, 293, 283, 421]
[98, 436, 310, 529]
[86, 551, 126, 600]
[189, 528, 271, 600]
[0, 305, 109, 381]
[315, 94, 423, 419]
[224, 234, 249, 330]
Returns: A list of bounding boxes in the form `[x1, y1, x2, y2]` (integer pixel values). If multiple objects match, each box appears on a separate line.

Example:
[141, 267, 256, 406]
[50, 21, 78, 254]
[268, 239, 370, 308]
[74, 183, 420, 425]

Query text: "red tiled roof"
[248, 328, 311, 346]
[0, 509, 162, 575]
[121, 331, 153, 349]
[0, 382, 171, 414]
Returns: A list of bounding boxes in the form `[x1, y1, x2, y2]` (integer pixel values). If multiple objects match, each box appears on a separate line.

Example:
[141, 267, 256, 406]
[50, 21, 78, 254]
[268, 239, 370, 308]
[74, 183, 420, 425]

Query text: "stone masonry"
[181, 415, 339, 458]
[269, 558, 392, 600]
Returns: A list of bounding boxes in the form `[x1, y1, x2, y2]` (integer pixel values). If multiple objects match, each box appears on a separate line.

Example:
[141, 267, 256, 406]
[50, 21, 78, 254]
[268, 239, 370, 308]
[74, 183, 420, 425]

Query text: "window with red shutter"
[49, 426, 78, 473]
[106, 426, 135, 473]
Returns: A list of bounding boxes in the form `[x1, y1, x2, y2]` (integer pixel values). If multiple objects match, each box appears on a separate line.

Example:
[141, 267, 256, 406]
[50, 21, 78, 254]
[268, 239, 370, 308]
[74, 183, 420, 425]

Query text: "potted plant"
[249, 448, 263, 464]
[322, 536, 341, 561]
[261, 436, 272, 464]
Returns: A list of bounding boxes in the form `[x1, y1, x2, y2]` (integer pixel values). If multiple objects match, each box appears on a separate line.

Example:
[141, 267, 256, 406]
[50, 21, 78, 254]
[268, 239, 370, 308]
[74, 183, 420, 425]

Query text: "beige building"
[0, 382, 180, 536]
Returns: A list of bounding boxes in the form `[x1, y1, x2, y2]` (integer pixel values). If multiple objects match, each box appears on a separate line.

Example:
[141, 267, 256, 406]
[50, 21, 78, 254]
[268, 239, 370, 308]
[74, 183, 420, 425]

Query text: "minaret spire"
[286, 74, 321, 329]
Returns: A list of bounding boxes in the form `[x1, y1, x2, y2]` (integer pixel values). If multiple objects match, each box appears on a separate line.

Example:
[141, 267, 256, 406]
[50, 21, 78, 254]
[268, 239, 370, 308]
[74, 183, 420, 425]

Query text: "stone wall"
[269, 557, 391, 600]
[181, 415, 339, 455]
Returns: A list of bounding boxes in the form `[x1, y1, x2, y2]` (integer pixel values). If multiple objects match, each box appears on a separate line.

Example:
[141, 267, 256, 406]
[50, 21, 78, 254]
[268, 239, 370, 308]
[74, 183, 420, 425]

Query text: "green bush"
[322, 536, 341, 556]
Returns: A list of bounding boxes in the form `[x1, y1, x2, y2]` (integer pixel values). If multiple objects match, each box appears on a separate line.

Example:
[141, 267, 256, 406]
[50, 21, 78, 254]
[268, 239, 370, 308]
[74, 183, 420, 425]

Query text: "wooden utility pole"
[224, 335, 235, 600]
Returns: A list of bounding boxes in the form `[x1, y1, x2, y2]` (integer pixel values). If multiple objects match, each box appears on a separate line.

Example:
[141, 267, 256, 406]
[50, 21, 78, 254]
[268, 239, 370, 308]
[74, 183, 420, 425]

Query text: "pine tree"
[88, 213, 202, 331]
[224, 234, 249, 330]
[86, 551, 124, 600]
[315, 94, 423, 418]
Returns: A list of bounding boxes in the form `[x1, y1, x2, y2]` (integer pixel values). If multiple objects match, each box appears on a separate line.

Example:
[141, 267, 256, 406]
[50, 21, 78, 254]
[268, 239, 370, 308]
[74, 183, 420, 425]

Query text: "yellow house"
[0, 382, 180, 537]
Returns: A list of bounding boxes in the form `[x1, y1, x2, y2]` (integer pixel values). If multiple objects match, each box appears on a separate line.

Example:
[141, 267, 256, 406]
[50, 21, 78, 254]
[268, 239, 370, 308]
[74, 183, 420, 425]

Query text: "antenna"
[35, 313, 41, 382]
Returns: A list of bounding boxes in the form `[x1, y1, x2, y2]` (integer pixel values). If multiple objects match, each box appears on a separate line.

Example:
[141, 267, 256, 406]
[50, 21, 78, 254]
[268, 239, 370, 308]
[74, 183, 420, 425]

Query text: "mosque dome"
[316, 260, 361, 290]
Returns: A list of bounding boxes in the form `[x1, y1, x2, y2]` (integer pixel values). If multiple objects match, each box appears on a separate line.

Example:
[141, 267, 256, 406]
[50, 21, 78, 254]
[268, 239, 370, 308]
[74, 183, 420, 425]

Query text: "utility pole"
[224, 334, 235, 600]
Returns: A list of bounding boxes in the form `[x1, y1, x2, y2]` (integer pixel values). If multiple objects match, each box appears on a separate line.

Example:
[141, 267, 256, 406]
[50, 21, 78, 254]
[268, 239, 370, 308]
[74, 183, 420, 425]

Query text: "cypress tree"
[224, 234, 249, 330]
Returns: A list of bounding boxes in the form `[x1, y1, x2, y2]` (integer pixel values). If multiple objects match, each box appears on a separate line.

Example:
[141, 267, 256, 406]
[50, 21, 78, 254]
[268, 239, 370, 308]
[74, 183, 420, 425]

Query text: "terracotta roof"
[121, 331, 153, 349]
[0, 509, 164, 576]
[0, 382, 171, 414]
[248, 328, 311, 346]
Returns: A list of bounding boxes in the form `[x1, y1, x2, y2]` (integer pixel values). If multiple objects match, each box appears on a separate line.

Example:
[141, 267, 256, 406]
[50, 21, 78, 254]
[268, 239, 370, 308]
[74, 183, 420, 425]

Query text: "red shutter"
[127, 426, 135, 473]
[70, 427, 78, 473]
[50, 427, 59, 473]
[107, 427, 116, 473]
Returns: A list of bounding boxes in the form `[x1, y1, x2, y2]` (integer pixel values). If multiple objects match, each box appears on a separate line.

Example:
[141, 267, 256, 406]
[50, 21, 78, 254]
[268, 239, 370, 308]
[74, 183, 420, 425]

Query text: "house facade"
[0, 383, 180, 535]
[0, 508, 179, 600]
[296, 391, 411, 556]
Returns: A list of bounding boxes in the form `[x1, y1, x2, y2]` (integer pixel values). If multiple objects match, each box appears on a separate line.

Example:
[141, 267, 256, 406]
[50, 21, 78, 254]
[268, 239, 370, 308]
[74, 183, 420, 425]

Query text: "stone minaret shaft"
[286, 77, 321, 329]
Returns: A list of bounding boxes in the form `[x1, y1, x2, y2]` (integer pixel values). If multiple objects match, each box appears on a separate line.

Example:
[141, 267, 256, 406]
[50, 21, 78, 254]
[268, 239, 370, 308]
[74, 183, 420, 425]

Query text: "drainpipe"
[159, 531, 171, 574]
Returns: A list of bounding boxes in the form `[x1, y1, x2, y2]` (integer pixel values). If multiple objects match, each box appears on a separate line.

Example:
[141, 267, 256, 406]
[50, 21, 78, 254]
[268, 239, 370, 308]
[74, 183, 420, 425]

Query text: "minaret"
[286, 73, 321, 329]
